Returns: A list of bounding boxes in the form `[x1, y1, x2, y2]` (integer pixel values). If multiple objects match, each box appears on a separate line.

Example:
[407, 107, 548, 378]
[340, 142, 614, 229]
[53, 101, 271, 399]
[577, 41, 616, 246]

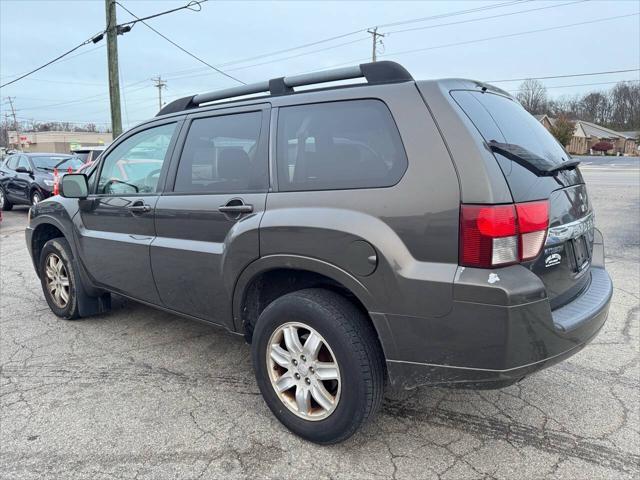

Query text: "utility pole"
[5, 97, 19, 149]
[151, 76, 167, 111]
[367, 27, 386, 62]
[105, 0, 123, 137]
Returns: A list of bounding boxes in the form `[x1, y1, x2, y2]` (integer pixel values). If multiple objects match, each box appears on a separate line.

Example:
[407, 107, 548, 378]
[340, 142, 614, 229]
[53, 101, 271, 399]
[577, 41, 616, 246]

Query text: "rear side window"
[173, 111, 267, 194]
[276, 99, 407, 191]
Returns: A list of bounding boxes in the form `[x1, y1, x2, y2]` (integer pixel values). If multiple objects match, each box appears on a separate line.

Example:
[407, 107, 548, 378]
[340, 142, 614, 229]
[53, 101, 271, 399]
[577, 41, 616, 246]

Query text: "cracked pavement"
[1, 165, 638, 479]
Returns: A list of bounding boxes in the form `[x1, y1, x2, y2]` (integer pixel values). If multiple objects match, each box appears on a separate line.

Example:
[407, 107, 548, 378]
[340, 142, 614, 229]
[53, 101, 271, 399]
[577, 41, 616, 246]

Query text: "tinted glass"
[31, 155, 83, 171]
[6, 156, 18, 170]
[17, 156, 30, 170]
[174, 112, 266, 194]
[97, 123, 176, 195]
[451, 91, 569, 165]
[276, 100, 407, 191]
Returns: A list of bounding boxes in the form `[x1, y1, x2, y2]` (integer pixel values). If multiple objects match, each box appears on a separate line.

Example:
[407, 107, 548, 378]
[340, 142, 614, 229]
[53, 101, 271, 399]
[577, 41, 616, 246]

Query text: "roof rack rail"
[157, 61, 413, 116]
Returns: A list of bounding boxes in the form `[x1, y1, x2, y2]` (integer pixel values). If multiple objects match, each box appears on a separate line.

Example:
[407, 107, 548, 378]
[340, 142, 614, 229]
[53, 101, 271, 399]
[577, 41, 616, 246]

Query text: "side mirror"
[16, 166, 31, 174]
[60, 173, 89, 199]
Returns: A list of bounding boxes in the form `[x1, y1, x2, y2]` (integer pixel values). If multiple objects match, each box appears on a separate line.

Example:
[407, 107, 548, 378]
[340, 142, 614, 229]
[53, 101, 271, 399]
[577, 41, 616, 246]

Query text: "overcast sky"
[1, 0, 638, 130]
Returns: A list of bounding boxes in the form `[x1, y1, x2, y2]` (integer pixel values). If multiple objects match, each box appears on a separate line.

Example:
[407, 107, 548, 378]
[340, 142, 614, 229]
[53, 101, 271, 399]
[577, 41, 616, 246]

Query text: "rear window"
[31, 155, 83, 171]
[451, 91, 568, 166]
[276, 99, 407, 191]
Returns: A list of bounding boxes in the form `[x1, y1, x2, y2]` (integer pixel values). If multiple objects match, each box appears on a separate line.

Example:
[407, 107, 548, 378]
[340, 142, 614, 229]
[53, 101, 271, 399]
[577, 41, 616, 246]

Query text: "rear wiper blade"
[488, 141, 579, 176]
[545, 159, 581, 173]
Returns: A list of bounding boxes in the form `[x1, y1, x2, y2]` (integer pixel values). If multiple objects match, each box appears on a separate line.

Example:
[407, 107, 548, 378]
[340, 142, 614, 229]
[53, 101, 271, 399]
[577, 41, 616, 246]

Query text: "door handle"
[218, 204, 253, 214]
[128, 202, 151, 213]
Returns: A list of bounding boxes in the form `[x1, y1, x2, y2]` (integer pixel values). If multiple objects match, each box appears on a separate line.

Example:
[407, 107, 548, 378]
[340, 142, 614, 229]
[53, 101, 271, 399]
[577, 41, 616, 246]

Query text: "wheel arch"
[30, 219, 70, 276]
[233, 255, 396, 359]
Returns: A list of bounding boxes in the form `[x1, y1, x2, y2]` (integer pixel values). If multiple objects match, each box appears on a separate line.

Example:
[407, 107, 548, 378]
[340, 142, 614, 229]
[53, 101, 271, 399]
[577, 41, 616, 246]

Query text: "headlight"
[43, 179, 55, 187]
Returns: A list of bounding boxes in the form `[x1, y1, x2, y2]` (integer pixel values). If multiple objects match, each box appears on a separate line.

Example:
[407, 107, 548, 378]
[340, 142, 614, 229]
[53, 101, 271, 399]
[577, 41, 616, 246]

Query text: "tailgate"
[449, 89, 595, 307]
[533, 184, 594, 308]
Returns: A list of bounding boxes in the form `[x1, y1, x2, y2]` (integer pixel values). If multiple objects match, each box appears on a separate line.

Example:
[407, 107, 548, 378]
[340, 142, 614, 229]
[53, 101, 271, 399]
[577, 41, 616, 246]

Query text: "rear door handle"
[129, 202, 151, 213]
[218, 204, 253, 214]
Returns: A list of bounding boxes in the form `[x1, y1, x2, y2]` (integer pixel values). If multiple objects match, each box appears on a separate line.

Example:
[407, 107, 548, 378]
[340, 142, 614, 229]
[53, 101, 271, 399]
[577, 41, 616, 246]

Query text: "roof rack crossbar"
[157, 61, 413, 116]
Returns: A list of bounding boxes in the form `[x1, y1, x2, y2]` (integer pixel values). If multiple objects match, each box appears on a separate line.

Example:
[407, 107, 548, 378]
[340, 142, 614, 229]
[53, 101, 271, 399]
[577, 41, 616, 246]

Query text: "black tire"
[252, 288, 385, 444]
[0, 186, 13, 211]
[31, 189, 42, 206]
[38, 237, 82, 320]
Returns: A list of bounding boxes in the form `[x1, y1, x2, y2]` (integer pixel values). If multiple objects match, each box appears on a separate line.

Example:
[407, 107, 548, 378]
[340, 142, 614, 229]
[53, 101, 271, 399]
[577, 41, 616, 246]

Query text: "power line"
[385, 0, 586, 35]
[0, 45, 105, 81]
[148, 0, 530, 79]
[163, 36, 370, 81]
[0, 0, 208, 89]
[156, 0, 593, 82]
[0, 32, 105, 89]
[314, 12, 640, 72]
[115, 1, 245, 85]
[489, 68, 640, 83]
[117, 0, 208, 27]
[376, 0, 529, 29]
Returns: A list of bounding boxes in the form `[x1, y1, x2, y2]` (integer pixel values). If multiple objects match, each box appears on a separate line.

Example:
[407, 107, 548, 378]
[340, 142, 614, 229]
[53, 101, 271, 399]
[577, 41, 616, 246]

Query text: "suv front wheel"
[252, 288, 385, 444]
[39, 237, 82, 319]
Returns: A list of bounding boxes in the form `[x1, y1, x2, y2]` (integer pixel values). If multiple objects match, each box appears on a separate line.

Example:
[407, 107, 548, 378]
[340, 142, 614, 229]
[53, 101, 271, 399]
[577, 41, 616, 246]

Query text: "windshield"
[32, 155, 84, 171]
[451, 91, 570, 166]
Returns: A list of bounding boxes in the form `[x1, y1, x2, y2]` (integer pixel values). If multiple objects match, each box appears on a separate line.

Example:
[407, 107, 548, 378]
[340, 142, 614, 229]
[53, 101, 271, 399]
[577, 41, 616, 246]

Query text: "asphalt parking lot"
[1, 159, 638, 479]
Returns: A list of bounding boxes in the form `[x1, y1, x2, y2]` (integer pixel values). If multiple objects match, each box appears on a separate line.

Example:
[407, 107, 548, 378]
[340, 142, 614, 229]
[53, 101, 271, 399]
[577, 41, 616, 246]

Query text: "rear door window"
[173, 111, 267, 194]
[276, 99, 407, 191]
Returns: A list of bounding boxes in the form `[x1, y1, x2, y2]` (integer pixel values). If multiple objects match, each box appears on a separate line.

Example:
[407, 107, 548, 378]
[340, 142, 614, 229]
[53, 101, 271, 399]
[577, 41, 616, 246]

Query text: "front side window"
[276, 99, 408, 191]
[97, 123, 177, 195]
[17, 156, 30, 171]
[173, 111, 266, 194]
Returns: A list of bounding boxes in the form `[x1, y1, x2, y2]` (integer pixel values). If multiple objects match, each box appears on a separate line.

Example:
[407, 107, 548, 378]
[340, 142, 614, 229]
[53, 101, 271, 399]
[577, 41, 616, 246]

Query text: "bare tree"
[516, 79, 549, 114]
[609, 82, 640, 130]
[580, 92, 611, 125]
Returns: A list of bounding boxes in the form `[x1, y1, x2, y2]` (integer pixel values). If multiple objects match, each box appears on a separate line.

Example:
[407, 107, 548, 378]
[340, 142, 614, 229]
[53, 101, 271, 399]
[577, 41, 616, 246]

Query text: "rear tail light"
[460, 201, 549, 268]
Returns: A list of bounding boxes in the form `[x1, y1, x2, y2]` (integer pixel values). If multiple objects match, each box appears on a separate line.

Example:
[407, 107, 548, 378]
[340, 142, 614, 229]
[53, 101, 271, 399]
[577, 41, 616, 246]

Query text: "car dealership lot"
[1, 162, 638, 479]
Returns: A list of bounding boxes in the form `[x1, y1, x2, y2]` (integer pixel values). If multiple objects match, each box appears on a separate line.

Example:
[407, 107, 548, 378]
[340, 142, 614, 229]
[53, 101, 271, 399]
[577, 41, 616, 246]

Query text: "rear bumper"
[384, 229, 612, 390]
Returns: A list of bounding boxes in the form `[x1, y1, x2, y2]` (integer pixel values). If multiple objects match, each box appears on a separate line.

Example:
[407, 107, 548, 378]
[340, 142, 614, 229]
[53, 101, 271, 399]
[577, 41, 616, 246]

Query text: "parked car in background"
[25, 61, 612, 444]
[71, 146, 106, 172]
[0, 153, 83, 209]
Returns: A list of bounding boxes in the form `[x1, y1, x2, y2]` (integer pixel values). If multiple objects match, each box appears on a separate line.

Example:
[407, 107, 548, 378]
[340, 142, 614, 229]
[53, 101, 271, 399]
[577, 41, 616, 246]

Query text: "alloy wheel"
[267, 322, 341, 421]
[44, 253, 70, 308]
[32, 192, 41, 205]
[0, 188, 4, 208]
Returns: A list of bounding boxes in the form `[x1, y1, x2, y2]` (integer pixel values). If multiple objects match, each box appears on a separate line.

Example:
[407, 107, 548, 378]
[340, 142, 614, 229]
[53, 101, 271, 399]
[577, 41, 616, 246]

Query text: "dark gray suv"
[26, 61, 612, 444]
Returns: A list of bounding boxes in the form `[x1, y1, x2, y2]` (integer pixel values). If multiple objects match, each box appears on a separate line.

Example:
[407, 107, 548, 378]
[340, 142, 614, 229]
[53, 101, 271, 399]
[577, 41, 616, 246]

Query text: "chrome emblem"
[545, 253, 562, 267]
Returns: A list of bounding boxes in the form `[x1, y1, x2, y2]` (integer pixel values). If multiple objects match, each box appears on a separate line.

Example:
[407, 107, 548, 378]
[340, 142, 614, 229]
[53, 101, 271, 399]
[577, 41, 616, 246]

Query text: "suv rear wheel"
[251, 288, 385, 444]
